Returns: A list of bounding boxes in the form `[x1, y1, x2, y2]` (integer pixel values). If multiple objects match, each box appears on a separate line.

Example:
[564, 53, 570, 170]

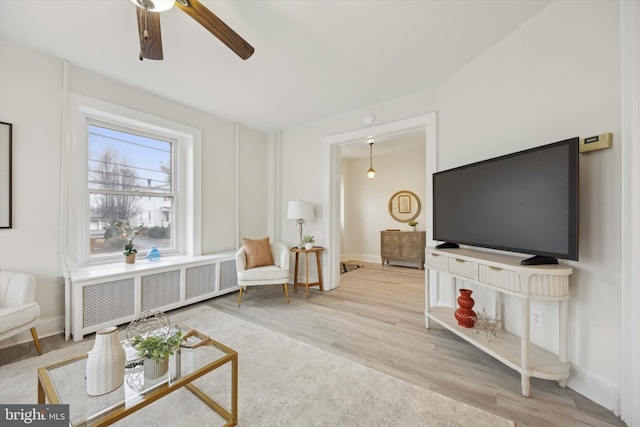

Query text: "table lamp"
[287, 201, 314, 249]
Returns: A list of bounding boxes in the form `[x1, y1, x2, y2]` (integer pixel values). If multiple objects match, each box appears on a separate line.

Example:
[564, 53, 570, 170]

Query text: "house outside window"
[87, 122, 175, 259]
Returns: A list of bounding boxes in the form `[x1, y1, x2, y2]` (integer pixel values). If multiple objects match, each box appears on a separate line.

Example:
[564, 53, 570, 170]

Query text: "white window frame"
[63, 93, 201, 268]
[86, 118, 178, 261]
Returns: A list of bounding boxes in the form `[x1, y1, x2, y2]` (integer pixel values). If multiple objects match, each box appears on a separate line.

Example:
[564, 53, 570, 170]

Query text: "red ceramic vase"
[454, 288, 476, 328]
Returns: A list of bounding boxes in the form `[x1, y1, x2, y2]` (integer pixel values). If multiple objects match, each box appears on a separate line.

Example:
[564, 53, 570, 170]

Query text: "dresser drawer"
[425, 252, 447, 271]
[478, 265, 520, 292]
[447, 257, 478, 280]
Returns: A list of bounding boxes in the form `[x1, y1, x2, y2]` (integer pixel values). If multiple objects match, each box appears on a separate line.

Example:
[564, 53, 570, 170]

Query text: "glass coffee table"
[37, 324, 238, 427]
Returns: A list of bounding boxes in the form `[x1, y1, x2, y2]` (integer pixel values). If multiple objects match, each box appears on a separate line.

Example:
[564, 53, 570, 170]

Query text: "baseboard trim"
[567, 365, 619, 415]
[0, 315, 66, 349]
[340, 253, 379, 264]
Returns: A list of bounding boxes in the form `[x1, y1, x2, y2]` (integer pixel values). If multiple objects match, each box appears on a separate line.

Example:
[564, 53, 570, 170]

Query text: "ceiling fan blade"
[136, 7, 164, 60]
[175, 0, 254, 60]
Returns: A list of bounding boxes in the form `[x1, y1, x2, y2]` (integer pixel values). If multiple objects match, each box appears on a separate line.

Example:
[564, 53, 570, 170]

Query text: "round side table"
[290, 246, 324, 298]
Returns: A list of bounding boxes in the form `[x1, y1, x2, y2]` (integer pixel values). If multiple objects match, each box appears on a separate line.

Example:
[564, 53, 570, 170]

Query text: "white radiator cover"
[71, 253, 237, 341]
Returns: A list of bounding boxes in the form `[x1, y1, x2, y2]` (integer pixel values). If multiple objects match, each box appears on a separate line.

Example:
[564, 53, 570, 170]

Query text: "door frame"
[323, 112, 438, 291]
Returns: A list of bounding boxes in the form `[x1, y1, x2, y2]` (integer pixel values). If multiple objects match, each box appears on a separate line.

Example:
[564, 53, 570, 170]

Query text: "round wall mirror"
[388, 190, 421, 223]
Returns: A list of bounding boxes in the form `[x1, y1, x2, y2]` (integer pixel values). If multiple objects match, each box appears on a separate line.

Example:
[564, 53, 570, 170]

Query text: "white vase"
[144, 357, 169, 380]
[304, 243, 313, 250]
[86, 326, 125, 396]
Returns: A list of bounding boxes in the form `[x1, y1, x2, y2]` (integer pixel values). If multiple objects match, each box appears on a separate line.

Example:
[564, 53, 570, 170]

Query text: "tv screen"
[432, 137, 578, 264]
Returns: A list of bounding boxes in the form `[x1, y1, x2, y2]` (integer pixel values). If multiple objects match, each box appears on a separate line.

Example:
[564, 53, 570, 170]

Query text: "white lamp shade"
[287, 201, 314, 219]
[131, 0, 175, 12]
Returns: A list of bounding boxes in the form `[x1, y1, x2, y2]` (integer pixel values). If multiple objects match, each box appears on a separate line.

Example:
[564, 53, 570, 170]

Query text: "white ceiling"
[0, 1, 551, 133]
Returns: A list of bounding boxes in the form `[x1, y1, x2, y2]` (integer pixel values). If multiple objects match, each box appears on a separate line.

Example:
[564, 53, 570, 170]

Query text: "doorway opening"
[323, 113, 438, 291]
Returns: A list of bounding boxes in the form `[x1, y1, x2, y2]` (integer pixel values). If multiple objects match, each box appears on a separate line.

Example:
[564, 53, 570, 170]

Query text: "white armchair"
[236, 241, 290, 306]
[0, 270, 43, 355]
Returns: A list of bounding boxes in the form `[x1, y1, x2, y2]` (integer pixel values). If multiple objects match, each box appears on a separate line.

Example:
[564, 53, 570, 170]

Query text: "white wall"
[278, 0, 621, 411]
[0, 42, 64, 326]
[437, 0, 621, 407]
[238, 125, 269, 244]
[0, 41, 269, 345]
[341, 146, 426, 262]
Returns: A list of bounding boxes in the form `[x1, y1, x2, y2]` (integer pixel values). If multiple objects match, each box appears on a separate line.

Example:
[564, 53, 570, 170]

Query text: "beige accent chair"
[0, 270, 43, 355]
[236, 242, 290, 306]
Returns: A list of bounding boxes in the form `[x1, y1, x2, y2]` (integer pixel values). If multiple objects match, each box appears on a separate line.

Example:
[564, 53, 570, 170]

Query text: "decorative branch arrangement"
[113, 219, 146, 256]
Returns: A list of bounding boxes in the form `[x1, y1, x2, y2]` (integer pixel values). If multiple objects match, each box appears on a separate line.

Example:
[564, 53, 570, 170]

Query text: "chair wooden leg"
[283, 283, 290, 303]
[238, 287, 244, 307]
[30, 327, 42, 355]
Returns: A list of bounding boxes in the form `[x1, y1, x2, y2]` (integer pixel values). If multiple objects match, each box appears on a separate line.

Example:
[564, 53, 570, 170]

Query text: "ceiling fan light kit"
[132, 0, 255, 61]
[131, 0, 175, 12]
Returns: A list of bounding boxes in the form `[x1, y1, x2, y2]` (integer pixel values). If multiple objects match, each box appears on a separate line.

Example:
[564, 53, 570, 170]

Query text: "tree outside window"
[88, 123, 174, 257]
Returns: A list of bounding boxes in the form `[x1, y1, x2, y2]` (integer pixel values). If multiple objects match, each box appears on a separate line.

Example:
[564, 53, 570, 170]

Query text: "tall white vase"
[86, 326, 125, 396]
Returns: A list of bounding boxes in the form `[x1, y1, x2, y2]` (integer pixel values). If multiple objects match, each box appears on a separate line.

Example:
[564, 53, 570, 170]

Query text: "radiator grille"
[220, 259, 237, 290]
[73, 254, 238, 340]
[141, 270, 181, 311]
[186, 264, 216, 299]
[83, 278, 135, 327]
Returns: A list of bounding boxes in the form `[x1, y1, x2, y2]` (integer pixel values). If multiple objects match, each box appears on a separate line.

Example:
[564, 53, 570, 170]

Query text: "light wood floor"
[1, 262, 624, 426]
[207, 262, 624, 427]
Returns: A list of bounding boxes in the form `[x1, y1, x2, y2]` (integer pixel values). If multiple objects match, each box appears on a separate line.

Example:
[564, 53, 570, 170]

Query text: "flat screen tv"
[432, 137, 578, 265]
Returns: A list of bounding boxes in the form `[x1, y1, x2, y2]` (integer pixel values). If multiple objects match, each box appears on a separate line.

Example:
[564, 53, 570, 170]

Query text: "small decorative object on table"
[86, 326, 126, 396]
[408, 220, 418, 231]
[180, 329, 216, 349]
[127, 311, 181, 379]
[302, 235, 315, 250]
[146, 246, 161, 262]
[113, 220, 146, 264]
[473, 308, 502, 341]
[454, 288, 477, 328]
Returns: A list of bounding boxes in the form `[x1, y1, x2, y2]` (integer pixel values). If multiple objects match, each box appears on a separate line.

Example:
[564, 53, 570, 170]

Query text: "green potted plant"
[113, 220, 146, 263]
[408, 220, 418, 231]
[302, 235, 315, 250]
[131, 330, 182, 379]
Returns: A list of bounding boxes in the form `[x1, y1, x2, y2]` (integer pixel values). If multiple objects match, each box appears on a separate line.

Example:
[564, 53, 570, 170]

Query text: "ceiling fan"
[131, 0, 254, 61]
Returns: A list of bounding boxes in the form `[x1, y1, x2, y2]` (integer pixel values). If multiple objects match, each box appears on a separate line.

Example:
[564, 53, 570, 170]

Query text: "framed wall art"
[388, 190, 421, 223]
[0, 122, 12, 228]
[398, 194, 411, 213]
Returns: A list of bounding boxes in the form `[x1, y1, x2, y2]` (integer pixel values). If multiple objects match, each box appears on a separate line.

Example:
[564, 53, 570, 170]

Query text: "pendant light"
[367, 142, 376, 180]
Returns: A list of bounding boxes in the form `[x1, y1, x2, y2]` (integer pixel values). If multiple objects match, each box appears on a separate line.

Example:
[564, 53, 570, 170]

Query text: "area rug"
[340, 262, 363, 274]
[0, 306, 514, 426]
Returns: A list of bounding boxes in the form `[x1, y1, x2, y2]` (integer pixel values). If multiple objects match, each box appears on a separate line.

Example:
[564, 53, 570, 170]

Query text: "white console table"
[424, 247, 572, 396]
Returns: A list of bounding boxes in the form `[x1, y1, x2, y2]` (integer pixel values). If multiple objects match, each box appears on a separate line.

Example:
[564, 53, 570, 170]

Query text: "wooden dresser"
[380, 230, 426, 269]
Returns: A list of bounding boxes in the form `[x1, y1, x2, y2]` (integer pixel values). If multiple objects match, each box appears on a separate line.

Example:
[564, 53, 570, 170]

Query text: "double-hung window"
[87, 121, 175, 259]
[64, 93, 201, 267]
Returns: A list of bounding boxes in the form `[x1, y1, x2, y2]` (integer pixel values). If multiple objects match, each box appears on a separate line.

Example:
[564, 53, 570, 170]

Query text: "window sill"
[71, 252, 236, 282]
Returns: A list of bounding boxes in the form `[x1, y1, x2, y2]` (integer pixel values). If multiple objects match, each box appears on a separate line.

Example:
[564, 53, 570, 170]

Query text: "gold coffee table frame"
[37, 325, 238, 427]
